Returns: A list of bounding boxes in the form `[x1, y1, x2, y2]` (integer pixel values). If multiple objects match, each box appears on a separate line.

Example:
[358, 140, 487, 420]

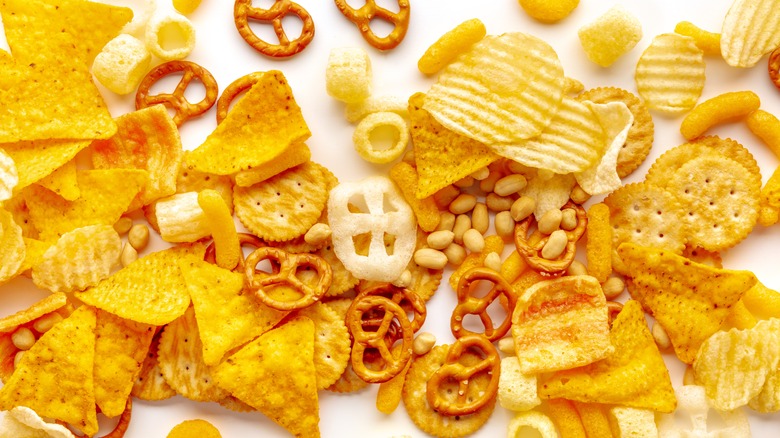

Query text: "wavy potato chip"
[0, 207, 25, 284]
[750, 360, 780, 412]
[721, 0, 780, 67]
[574, 101, 633, 195]
[1, 406, 76, 438]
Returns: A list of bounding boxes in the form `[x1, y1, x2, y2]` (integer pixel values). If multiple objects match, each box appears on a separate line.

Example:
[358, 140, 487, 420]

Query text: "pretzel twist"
[333, 0, 410, 50]
[234, 0, 315, 58]
[357, 283, 426, 333]
[245, 247, 331, 311]
[451, 268, 517, 341]
[513, 201, 587, 276]
[135, 60, 218, 126]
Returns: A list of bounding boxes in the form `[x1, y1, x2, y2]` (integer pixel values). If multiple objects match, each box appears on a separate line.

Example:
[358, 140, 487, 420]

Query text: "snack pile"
[1, 0, 780, 437]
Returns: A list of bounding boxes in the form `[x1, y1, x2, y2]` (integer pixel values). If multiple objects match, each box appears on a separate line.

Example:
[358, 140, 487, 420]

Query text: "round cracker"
[297, 302, 351, 390]
[604, 182, 688, 275]
[402, 345, 496, 437]
[325, 362, 370, 393]
[132, 329, 176, 401]
[235, 162, 327, 242]
[577, 87, 654, 178]
[663, 155, 759, 251]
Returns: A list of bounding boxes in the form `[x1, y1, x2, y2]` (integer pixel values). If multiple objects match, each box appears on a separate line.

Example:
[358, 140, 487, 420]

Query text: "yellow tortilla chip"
[185, 70, 311, 175]
[540, 300, 677, 413]
[618, 242, 757, 363]
[389, 161, 441, 232]
[179, 258, 288, 366]
[214, 316, 319, 438]
[0, 305, 98, 436]
[1, 139, 90, 194]
[234, 142, 311, 187]
[36, 159, 80, 201]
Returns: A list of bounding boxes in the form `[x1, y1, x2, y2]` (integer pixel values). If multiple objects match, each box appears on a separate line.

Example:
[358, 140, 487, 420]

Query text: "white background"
[2, 0, 780, 436]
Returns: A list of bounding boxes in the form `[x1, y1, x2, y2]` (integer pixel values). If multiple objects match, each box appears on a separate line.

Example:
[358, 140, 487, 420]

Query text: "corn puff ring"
[674, 21, 721, 56]
[334, 0, 410, 51]
[145, 9, 196, 61]
[680, 91, 760, 140]
[353, 112, 409, 164]
[417, 19, 486, 75]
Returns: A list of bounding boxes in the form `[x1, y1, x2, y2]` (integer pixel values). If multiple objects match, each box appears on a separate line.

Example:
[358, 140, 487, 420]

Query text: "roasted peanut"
[652, 321, 672, 350]
[128, 224, 150, 251]
[537, 209, 562, 234]
[33, 313, 63, 333]
[413, 332, 437, 355]
[113, 217, 133, 235]
[433, 185, 460, 209]
[453, 214, 471, 244]
[570, 184, 591, 204]
[497, 337, 516, 355]
[304, 223, 332, 246]
[414, 248, 448, 270]
[449, 193, 477, 215]
[561, 208, 577, 231]
[11, 327, 35, 351]
[541, 230, 567, 259]
[567, 260, 588, 276]
[479, 169, 503, 192]
[494, 211, 515, 239]
[453, 175, 474, 188]
[510, 196, 535, 222]
[393, 269, 412, 288]
[121, 242, 138, 267]
[601, 276, 625, 300]
[427, 230, 455, 250]
[471, 203, 489, 234]
[463, 228, 485, 253]
[437, 211, 456, 232]
[483, 252, 502, 272]
[493, 174, 527, 197]
[470, 166, 490, 181]
[443, 243, 467, 266]
[486, 193, 513, 211]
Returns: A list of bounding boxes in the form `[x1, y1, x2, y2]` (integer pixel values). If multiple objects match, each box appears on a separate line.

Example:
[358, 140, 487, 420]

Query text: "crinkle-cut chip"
[512, 275, 613, 374]
[214, 316, 320, 438]
[635, 33, 705, 114]
[1, 139, 90, 194]
[167, 419, 222, 438]
[574, 101, 633, 195]
[0, 305, 98, 436]
[611, 407, 658, 438]
[346, 95, 409, 123]
[296, 302, 351, 390]
[93, 309, 154, 418]
[693, 318, 780, 410]
[0, 207, 25, 284]
[92, 34, 151, 95]
[539, 300, 676, 412]
[506, 411, 556, 438]
[423, 32, 565, 145]
[491, 97, 606, 174]
[132, 329, 176, 401]
[683, 245, 723, 268]
[185, 70, 311, 175]
[234, 142, 311, 187]
[23, 169, 147, 242]
[157, 307, 228, 402]
[154, 192, 211, 243]
[145, 9, 196, 61]
[389, 161, 440, 232]
[326, 47, 372, 103]
[576, 87, 654, 178]
[402, 344, 496, 437]
[498, 356, 541, 412]
[418, 18, 487, 75]
[36, 159, 79, 201]
[179, 258, 287, 366]
[661, 155, 759, 251]
[408, 93, 499, 199]
[750, 360, 780, 412]
[657, 385, 751, 437]
[604, 182, 687, 275]
[577, 5, 642, 67]
[1, 406, 76, 438]
[523, 172, 576, 220]
[91, 104, 183, 207]
[32, 225, 121, 293]
[0, 148, 18, 201]
[618, 242, 757, 364]
[235, 162, 327, 242]
[721, 0, 780, 67]
[75, 244, 203, 326]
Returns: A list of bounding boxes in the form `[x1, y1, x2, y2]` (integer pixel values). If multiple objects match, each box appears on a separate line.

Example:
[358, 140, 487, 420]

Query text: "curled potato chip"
[326, 47, 372, 103]
[145, 9, 196, 61]
[155, 192, 211, 243]
[657, 385, 750, 437]
[574, 101, 633, 195]
[721, 0, 780, 67]
[578, 5, 642, 67]
[353, 111, 409, 164]
[2, 406, 76, 438]
[680, 91, 760, 140]
[0, 148, 18, 202]
[93, 34, 152, 95]
[417, 18, 486, 75]
[0, 207, 25, 284]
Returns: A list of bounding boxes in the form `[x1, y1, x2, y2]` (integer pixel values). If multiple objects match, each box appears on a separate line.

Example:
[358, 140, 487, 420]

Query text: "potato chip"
[132, 329, 176, 401]
[1, 139, 90, 194]
[618, 242, 757, 363]
[408, 93, 499, 199]
[423, 32, 566, 145]
[93, 309, 154, 418]
[234, 142, 311, 187]
[32, 225, 121, 293]
[92, 34, 152, 95]
[0, 148, 18, 202]
[389, 161, 440, 232]
[750, 360, 780, 412]
[326, 47, 372, 103]
[417, 18, 486, 75]
[610, 407, 658, 438]
[635, 33, 705, 114]
[179, 258, 287, 366]
[577, 5, 642, 67]
[574, 101, 633, 195]
[1, 406, 76, 438]
[36, 159, 79, 201]
[723, 299, 758, 330]
[523, 172, 577, 220]
[145, 9, 196, 60]
[497, 356, 541, 412]
[721, 0, 780, 67]
[167, 419, 221, 438]
[235, 162, 327, 242]
[657, 385, 751, 437]
[91, 104, 183, 207]
[345, 95, 409, 123]
[540, 300, 677, 412]
[296, 302, 351, 390]
[185, 71, 311, 175]
[214, 316, 320, 438]
[506, 411, 557, 438]
[76, 244, 203, 326]
[0, 305, 98, 436]
[680, 91, 761, 140]
[0, 207, 25, 285]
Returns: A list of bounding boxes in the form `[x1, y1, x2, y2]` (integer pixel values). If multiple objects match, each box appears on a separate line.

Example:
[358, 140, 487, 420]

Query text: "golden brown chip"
[683, 245, 723, 268]
[297, 302, 351, 389]
[389, 161, 441, 232]
[36, 159, 79, 201]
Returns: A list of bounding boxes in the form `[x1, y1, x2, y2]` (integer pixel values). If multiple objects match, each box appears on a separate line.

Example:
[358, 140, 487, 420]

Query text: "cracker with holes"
[296, 302, 351, 390]
[235, 161, 327, 242]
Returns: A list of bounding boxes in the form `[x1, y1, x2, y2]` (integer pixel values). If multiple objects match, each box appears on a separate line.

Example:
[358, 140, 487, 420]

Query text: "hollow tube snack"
[245, 247, 332, 311]
[353, 112, 409, 164]
[135, 61, 218, 127]
[326, 47, 372, 103]
[680, 90, 760, 140]
[233, 0, 314, 58]
[333, 0, 410, 51]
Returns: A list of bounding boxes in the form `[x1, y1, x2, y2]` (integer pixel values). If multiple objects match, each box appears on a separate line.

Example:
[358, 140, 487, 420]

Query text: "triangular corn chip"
[0, 305, 98, 436]
[2, 139, 90, 193]
[36, 159, 80, 201]
[179, 258, 288, 366]
[618, 242, 757, 363]
[0, 207, 25, 284]
[540, 300, 677, 413]
[185, 71, 311, 175]
[215, 316, 320, 438]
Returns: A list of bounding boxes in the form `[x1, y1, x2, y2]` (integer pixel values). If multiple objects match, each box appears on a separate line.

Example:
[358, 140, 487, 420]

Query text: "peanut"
[486, 193, 513, 212]
[13, 351, 24, 368]
[566, 260, 588, 276]
[304, 223, 332, 246]
[537, 209, 562, 234]
[601, 277, 625, 300]
[443, 243, 467, 266]
[541, 230, 567, 259]
[494, 211, 515, 239]
[463, 228, 485, 253]
[449, 193, 477, 215]
[510, 196, 535, 222]
[471, 203, 489, 234]
[470, 166, 490, 181]
[427, 230, 455, 250]
[453, 175, 474, 188]
[453, 214, 471, 244]
[393, 270, 412, 288]
[11, 327, 35, 351]
[113, 217, 133, 235]
[652, 321, 672, 350]
[493, 174, 527, 197]
[128, 224, 150, 252]
[570, 184, 591, 204]
[479, 169, 503, 193]
[437, 211, 456, 232]
[33, 313, 63, 333]
[121, 242, 138, 267]
[498, 337, 516, 355]
[506, 160, 532, 175]
[433, 185, 460, 209]
[561, 208, 577, 231]
[413, 332, 436, 355]
[414, 248, 448, 270]
[483, 252, 501, 272]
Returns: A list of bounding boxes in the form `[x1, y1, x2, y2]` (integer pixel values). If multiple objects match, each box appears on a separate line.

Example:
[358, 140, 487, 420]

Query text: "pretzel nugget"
[747, 109, 780, 158]
[680, 91, 760, 140]
[353, 112, 409, 164]
[198, 189, 240, 271]
[93, 34, 152, 95]
[674, 21, 721, 56]
[326, 47, 372, 103]
[145, 9, 196, 61]
[417, 19, 486, 75]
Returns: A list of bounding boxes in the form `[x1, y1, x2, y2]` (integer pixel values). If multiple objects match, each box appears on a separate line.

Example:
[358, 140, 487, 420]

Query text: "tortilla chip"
[1, 139, 90, 194]
[389, 161, 441, 232]
[36, 159, 80, 201]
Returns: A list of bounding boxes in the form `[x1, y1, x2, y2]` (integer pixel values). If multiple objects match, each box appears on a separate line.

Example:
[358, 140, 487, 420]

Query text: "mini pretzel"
[216, 72, 264, 124]
[334, 0, 410, 51]
[451, 268, 517, 342]
[426, 334, 500, 416]
[357, 283, 426, 332]
[204, 232, 264, 272]
[135, 60, 218, 127]
[101, 398, 132, 438]
[770, 47, 780, 91]
[346, 295, 413, 383]
[233, 0, 315, 58]
[244, 246, 332, 311]
[514, 202, 587, 276]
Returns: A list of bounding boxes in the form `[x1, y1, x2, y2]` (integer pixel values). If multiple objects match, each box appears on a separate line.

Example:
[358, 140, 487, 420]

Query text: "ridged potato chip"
[750, 361, 780, 412]
[635, 33, 705, 114]
[0, 207, 25, 284]
[423, 32, 566, 145]
[574, 101, 633, 195]
[721, 0, 780, 67]
[0, 148, 18, 201]
[578, 5, 642, 67]
[32, 225, 121, 293]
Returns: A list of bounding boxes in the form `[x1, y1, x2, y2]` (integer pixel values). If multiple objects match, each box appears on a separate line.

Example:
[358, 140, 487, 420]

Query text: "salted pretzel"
[451, 268, 517, 342]
[426, 334, 500, 416]
[333, 0, 410, 51]
[204, 232, 263, 272]
[233, 0, 314, 58]
[346, 295, 413, 383]
[770, 47, 780, 91]
[244, 246, 332, 311]
[356, 283, 426, 333]
[216, 72, 264, 124]
[135, 60, 218, 127]
[513, 201, 587, 276]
